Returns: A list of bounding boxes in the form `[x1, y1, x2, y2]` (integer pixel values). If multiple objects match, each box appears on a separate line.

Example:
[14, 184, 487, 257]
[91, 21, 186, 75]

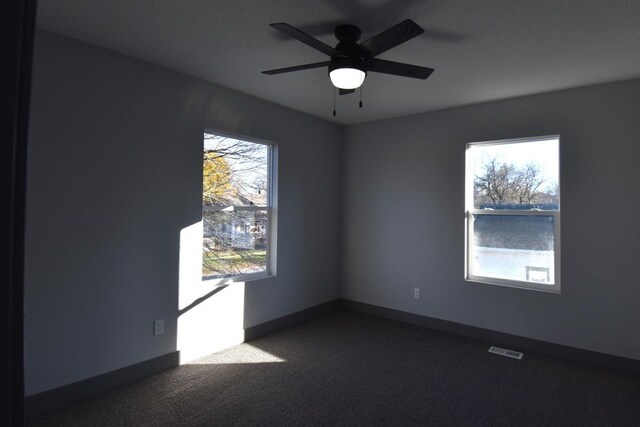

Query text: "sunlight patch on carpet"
[190, 344, 287, 364]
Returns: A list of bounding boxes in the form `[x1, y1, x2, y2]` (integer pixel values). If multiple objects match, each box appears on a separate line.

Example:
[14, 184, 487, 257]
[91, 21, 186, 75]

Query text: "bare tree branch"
[474, 158, 557, 207]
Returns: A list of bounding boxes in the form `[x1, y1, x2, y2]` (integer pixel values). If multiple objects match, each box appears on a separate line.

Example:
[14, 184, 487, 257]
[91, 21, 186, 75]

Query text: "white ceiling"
[37, 0, 640, 125]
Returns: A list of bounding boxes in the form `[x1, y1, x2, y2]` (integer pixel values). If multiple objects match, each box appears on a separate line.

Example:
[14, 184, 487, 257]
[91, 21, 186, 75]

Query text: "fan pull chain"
[359, 86, 363, 108]
[333, 87, 336, 117]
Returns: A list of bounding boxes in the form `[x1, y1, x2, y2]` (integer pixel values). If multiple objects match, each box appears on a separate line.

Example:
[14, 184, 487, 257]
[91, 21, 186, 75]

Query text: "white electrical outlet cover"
[154, 319, 164, 335]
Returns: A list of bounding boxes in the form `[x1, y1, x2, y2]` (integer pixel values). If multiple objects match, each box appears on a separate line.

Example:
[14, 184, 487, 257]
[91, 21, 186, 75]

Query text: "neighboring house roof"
[474, 204, 556, 251]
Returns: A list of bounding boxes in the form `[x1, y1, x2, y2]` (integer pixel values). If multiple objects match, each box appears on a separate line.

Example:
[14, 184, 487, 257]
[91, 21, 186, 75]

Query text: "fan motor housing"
[328, 55, 366, 74]
[334, 24, 363, 57]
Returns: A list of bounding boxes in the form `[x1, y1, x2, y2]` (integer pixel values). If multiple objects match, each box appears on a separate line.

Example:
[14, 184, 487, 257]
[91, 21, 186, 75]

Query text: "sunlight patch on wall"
[178, 221, 246, 364]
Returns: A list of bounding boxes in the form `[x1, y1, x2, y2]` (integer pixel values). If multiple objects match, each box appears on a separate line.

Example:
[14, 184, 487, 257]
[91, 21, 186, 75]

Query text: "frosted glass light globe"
[329, 68, 366, 89]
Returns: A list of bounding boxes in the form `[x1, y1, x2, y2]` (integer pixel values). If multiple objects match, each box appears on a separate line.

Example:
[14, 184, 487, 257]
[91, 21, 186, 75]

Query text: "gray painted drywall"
[25, 30, 342, 395]
[343, 79, 640, 360]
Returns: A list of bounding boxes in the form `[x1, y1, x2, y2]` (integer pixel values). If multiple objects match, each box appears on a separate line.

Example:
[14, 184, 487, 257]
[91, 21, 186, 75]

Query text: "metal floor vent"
[488, 346, 523, 359]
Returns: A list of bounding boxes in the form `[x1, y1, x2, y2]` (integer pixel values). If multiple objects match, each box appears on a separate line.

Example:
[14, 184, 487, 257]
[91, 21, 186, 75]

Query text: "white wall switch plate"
[414, 288, 420, 299]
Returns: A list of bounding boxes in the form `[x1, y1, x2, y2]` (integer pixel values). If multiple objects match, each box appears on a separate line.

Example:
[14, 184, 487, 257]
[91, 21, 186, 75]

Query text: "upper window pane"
[203, 133, 269, 207]
[468, 137, 559, 210]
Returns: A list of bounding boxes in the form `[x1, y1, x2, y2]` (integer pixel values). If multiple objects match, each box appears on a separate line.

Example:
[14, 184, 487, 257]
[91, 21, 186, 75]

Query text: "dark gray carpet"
[29, 310, 640, 426]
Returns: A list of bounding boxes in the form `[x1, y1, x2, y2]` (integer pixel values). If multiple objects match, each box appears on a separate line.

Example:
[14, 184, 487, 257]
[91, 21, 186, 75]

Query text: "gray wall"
[343, 79, 640, 360]
[26, 31, 342, 395]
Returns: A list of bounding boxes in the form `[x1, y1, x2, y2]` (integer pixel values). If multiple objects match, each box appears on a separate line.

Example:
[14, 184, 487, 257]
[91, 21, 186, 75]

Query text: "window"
[202, 131, 275, 281]
[465, 136, 560, 292]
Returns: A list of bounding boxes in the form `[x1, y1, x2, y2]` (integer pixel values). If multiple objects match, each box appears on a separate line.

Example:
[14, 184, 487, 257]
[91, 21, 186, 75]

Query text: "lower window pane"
[202, 210, 268, 278]
[471, 214, 555, 284]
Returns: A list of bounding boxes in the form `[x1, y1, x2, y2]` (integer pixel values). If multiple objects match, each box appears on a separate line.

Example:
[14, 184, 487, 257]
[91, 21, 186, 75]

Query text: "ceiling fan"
[262, 19, 434, 95]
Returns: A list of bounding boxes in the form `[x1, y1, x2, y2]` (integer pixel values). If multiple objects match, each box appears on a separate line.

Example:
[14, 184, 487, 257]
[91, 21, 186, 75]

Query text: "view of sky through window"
[469, 137, 559, 210]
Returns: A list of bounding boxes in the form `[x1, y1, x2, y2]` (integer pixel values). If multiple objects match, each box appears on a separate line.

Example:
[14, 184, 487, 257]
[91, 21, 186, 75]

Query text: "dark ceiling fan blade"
[270, 23, 336, 57]
[262, 61, 330, 75]
[359, 19, 425, 57]
[366, 58, 434, 79]
[339, 88, 355, 95]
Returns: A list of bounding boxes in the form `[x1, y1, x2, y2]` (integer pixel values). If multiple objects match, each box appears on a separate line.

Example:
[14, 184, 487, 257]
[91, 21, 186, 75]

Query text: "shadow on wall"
[177, 221, 248, 364]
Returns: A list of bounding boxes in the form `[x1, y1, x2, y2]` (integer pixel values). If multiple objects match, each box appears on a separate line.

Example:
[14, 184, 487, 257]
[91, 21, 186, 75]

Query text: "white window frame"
[465, 135, 561, 293]
[202, 130, 277, 284]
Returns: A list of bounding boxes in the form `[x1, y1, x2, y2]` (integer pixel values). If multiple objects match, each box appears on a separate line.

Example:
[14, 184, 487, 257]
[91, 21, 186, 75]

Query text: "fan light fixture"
[328, 56, 366, 89]
[329, 68, 366, 89]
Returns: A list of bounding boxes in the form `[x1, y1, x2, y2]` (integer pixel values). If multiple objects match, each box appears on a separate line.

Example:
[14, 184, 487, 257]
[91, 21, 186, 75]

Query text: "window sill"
[202, 271, 275, 286]
[465, 275, 560, 294]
